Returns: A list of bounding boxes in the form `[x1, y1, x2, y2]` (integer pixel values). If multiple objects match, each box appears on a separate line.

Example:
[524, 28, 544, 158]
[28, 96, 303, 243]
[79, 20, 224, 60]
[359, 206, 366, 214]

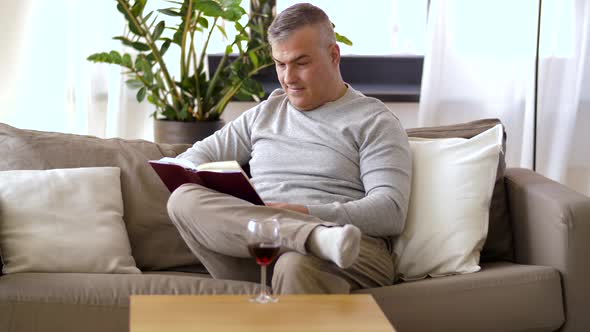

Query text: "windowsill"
[209, 55, 423, 103]
[260, 82, 420, 102]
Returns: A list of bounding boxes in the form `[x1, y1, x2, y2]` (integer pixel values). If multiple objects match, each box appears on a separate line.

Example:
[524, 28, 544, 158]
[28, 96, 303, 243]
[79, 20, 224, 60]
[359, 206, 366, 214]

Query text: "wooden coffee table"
[130, 294, 396, 332]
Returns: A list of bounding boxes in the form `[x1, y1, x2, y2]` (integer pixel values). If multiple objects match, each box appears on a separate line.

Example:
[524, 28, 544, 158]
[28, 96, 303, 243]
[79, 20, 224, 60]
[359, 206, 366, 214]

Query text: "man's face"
[271, 25, 340, 111]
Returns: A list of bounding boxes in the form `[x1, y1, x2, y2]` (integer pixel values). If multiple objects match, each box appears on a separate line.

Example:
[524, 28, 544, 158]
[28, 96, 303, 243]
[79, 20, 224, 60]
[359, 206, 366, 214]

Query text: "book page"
[155, 157, 198, 170]
[196, 160, 242, 172]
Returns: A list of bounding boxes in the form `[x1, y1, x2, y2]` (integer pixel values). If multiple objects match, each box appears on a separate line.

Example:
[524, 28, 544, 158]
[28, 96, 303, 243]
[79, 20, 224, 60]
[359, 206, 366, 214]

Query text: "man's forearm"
[306, 190, 407, 237]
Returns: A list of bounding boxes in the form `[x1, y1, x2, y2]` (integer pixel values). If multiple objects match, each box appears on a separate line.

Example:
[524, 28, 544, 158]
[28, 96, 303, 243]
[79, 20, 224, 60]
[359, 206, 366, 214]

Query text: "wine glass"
[247, 218, 281, 303]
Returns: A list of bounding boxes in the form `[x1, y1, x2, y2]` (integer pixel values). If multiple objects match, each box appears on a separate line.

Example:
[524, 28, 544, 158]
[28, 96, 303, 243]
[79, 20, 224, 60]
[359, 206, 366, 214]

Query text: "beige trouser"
[167, 183, 395, 294]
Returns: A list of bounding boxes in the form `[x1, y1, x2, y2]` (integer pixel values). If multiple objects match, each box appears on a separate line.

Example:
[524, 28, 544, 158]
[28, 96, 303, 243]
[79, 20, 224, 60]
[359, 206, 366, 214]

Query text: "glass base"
[249, 293, 279, 304]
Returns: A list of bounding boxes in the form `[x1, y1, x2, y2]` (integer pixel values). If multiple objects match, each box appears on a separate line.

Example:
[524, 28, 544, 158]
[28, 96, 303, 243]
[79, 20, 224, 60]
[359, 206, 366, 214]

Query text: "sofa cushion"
[0, 272, 258, 332]
[356, 262, 564, 332]
[0, 167, 140, 274]
[0, 123, 196, 271]
[406, 119, 513, 262]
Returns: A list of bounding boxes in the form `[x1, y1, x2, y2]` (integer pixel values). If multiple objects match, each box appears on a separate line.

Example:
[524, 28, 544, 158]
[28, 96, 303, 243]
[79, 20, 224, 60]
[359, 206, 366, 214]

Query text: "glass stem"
[260, 265, 268, 296]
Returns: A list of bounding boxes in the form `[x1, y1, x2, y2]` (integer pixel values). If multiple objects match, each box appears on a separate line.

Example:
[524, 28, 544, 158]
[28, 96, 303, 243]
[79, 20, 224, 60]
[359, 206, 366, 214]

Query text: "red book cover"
[149, 158, 264, 206]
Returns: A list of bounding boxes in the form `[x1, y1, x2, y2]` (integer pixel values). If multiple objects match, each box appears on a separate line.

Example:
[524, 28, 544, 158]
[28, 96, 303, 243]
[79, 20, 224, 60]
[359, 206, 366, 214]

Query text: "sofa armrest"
[505, 168, 590, 332]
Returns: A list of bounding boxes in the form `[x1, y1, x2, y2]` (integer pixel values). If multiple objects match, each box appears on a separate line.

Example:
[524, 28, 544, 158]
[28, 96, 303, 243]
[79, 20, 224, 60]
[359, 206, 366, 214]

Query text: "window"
[277, 0, 428, 56]
[208, 0, 428, 101]
[276, 0, 428, 101]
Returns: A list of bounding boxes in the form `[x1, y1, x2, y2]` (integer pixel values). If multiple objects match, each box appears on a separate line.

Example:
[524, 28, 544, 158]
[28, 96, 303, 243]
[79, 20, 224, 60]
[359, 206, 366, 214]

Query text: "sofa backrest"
[406, 118, 513, 262]
[0, 119, 513, 275]
[0, 123, 196, 271]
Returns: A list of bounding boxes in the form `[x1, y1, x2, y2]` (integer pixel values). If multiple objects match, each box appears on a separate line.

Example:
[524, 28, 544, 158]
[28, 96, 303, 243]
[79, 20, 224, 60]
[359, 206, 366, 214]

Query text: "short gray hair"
[267, 3, 336, 46]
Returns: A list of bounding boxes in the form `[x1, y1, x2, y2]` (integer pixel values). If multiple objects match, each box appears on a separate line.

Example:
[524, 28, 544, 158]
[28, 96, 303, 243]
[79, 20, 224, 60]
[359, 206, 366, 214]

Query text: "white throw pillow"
[0, 167, 140, 274]
[394, 125, 503, 280]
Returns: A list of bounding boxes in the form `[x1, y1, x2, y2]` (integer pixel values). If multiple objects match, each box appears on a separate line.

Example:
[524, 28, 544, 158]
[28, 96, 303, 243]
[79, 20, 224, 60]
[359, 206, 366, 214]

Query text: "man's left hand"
[266, 202, 310, 215]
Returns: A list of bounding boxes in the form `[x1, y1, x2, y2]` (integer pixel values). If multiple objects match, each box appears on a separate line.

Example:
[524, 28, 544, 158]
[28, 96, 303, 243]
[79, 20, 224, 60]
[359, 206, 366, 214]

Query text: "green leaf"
[225, 44, 233, 54]
[155, 71, 166, 89]
[160, 39, 172, 56]
[116, 2, 145, 36]
[135, 56, 145, 69]
[122, 54, 133, 68]
[136, 87, 147, 102]
[113, 36, 134, 46]
[109, 51, 122, 64]
[335, 32, 353, 46]
[158, 8, 182, 16]
[172, 29, 183, 46]
[131, 0, 147, 17]
[180, 76, 193, 90]
[163, 105, 177, 120]
[87, 53, 106, 62]
[158, 8, 181, 17]
[116, 3, 127, 15]
[194, 1, 224, 17]
[221, 6, 246, 21]
[87, 52, 123, 65]
[128, 21, 145, 37]
[126, 79, 144, 89]
[135, 57, 153, 84]
[143, 10, 155, 26]
[131, 41, 151, 51]
[140, 60, 154, 84]
[248, 50, 259, 68]
[197, 17, 209, 29]
[178, 103, 189, 121]
[216, 24, 227, 39]
[235, 21, 244, 33]
[241, 77, 261, 94]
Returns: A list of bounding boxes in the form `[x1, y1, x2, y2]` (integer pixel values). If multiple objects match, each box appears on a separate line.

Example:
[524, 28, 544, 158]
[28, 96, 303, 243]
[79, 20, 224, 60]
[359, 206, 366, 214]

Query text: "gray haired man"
[167, 3, 412, 294]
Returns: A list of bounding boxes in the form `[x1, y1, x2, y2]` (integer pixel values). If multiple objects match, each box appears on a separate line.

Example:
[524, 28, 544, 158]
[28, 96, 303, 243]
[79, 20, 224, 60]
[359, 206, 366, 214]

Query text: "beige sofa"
[0, 120, 588, 332]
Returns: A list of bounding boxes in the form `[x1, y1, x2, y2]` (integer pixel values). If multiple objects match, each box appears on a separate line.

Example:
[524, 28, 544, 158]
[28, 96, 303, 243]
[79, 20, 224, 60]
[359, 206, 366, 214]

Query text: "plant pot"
[154, 119, 226, 145]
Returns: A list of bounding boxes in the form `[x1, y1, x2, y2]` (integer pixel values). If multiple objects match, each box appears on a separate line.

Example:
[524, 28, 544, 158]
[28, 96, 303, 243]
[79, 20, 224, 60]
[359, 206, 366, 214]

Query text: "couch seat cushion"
[0, 272, 257, 332]
[356, 262, 564, 332]
[0, 272, 258, 307]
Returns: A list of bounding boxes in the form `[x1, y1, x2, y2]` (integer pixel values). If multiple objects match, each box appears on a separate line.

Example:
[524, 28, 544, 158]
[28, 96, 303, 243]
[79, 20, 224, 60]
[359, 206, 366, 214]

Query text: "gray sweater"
[179, 86, 412, 237]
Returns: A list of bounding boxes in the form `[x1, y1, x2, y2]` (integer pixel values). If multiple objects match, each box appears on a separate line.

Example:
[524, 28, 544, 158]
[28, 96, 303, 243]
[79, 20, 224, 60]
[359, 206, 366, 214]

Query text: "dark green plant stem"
[117, 0, 182, 116]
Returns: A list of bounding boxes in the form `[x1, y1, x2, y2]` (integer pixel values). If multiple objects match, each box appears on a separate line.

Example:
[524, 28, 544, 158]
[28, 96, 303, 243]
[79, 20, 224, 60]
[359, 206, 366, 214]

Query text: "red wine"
[248, 243, 280, 266]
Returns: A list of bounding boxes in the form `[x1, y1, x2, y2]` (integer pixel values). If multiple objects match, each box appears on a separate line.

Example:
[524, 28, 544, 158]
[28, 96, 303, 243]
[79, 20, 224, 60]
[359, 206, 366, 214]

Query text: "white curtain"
[536, 0, 590, 195]
[420, 0, 590, 196]
[0, 0, 154, 140]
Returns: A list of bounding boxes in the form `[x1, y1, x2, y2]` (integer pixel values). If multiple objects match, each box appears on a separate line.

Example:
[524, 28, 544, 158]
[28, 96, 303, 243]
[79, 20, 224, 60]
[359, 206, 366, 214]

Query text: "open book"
[148, 157, 264, 205]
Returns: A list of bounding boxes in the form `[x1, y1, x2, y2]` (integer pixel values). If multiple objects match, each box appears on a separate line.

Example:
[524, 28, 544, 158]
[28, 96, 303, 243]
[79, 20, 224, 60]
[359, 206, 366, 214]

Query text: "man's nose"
[284, 66, 296, 84]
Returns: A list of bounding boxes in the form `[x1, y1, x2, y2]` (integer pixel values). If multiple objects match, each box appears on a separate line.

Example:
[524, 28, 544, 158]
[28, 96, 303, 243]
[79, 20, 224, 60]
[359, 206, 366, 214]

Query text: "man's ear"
[329, 43, 341, 65]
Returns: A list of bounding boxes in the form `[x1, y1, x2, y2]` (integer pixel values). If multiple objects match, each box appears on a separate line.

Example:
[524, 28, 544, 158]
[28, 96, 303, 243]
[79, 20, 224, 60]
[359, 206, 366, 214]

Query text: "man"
[167, 3, 411, 294]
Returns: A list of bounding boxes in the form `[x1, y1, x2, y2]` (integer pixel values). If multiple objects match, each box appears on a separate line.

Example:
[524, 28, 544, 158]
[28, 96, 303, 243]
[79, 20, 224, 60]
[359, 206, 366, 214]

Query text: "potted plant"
[88, 0, 351, 144]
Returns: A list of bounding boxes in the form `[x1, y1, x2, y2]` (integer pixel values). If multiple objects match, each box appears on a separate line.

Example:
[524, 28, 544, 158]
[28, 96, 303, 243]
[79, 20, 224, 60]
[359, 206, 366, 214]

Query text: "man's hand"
[266, 202, 310, 215]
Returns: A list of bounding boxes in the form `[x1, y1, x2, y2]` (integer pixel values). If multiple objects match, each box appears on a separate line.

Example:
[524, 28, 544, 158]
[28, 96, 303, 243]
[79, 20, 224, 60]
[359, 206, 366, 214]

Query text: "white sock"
[307, 224, 361, 269]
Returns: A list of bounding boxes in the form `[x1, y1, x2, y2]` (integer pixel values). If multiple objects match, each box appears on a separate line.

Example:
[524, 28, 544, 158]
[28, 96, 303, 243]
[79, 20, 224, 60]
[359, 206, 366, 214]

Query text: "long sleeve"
[306, 112, 412, 237]
[177, 103, 262, 166]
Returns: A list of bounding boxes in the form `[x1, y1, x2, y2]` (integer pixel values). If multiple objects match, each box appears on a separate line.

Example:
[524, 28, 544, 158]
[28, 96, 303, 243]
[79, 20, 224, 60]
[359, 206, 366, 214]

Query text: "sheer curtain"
[537, 0, 590, 195]
[0, 0, 153, 140]
[419, 0, 590, 196]
[419, 0, 538, 168]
